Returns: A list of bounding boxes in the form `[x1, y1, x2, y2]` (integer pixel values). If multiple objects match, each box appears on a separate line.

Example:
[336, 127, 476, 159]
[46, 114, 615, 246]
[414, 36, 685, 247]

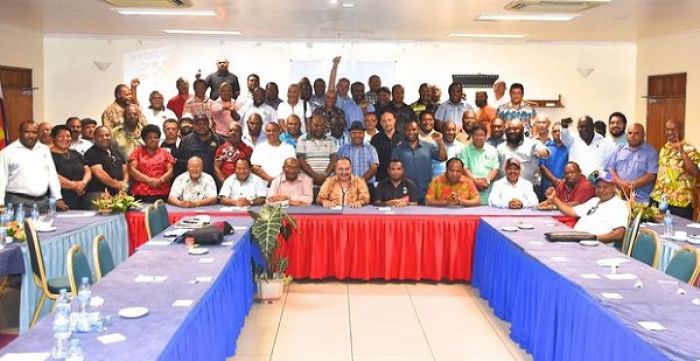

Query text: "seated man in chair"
[545, 171, 630, 244]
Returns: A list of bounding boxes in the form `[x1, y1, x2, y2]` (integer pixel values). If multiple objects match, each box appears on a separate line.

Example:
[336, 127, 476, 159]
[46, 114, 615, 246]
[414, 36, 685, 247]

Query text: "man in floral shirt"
[650, 120, 700, 219]
[425, 158, 480, 207]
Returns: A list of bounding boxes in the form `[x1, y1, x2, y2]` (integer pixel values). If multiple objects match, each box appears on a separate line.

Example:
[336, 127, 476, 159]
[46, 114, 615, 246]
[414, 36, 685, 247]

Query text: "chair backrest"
[630, 228, 661, 268]
[665, 247, 700, 284]
[92, 234, 115, 281]
[621, 210, 643, 256]
[23, 219, 49, 292]
[155, 199, 170, 230]
[66, 244, 93, 296]
[144, 203, 163, 239]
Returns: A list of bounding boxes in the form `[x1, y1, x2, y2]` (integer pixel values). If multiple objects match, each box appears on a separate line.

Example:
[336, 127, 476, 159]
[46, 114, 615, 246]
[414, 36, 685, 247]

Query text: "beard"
[475, 99, 487, 108]
[610, 127, 625, 137]
[506, 132, 524, 145]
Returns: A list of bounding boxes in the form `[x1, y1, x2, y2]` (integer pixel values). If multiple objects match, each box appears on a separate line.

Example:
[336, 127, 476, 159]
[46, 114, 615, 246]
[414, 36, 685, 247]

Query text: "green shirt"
[460, 143, 499, 205]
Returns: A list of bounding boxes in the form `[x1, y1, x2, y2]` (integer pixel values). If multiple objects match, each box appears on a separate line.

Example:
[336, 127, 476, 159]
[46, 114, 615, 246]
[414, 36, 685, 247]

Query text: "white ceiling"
[1, 0, 699, 42]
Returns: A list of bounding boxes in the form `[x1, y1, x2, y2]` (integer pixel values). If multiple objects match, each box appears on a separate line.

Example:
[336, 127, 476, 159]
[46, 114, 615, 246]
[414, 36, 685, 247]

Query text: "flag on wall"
[0, 80, 7, 149]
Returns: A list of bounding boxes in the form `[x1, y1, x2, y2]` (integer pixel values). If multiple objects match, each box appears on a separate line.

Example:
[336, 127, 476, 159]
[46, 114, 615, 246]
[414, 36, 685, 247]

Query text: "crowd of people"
[1, 56, 699, 244]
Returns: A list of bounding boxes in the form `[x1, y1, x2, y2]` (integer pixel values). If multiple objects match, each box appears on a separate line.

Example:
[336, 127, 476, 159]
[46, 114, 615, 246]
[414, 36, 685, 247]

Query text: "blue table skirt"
[472, 220, 665, 361]
[18, 214, 129, 333]
[159, 230, 256, 361]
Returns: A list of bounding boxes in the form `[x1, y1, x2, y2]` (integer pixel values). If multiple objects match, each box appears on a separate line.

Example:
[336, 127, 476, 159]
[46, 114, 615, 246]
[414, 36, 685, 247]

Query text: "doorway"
[0, 66, 34, 143]
[645, 72, 686, 151]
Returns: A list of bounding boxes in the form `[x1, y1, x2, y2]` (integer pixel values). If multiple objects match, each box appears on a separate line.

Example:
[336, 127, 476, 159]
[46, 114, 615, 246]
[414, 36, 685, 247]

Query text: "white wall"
[43, 37, 637, 127]
[0, 25, 45, 121]
[636, 30, 700, 145]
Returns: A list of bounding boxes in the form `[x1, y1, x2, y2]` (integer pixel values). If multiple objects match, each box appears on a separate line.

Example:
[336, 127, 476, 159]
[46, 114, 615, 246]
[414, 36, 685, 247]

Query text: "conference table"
[641, 216, 700, 271]
[125, 204, 579, 282]
[473, 217, 700, 361]
[1, 217, 257, 361]
[3, 211, 129, 334]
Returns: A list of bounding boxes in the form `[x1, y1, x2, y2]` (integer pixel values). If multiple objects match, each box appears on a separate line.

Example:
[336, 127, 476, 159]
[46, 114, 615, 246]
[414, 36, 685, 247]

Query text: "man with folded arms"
[425, 158, 480, 207]
[219, 158, 266, 207]
[545, 171, 629, 244]
[168, 156, 217, 208]
[489, 158, 538, 209]
[317, 158, 370, 208]
[374, 159, 419, 207]
[267, 158, 313, 206]
[537, 161, 594, 210]
[0, 121, 67, 211]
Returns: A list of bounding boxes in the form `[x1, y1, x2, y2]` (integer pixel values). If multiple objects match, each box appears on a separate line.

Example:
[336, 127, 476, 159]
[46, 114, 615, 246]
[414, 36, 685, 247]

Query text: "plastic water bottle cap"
[81, 277, 89, 284]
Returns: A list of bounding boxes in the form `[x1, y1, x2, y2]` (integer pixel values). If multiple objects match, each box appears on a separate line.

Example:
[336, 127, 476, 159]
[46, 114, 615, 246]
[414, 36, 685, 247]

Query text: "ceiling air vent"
[102, 0, 192, 8]
[504, 0, 611, 13]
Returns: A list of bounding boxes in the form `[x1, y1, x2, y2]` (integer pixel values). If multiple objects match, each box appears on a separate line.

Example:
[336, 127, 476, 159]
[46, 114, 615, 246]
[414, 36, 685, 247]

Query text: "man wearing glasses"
[545, 171, 629, 244]
[204, 56, 241, 101]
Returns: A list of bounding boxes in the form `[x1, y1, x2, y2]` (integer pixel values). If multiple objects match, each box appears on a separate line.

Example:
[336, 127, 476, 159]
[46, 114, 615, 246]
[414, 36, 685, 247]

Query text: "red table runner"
[126, 211, 575, 282]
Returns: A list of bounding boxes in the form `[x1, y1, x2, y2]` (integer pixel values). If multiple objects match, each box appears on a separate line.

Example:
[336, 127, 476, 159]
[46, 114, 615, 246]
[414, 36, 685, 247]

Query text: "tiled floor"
[230, 281, 533, 361]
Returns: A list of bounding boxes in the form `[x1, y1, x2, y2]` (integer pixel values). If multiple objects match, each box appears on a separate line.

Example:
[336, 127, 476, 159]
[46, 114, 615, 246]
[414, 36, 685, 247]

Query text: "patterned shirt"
[332, 132, 351, 149]
[650, 142, 700, 207]
[496, 102, 537, 136]
[426, 174, 479, 203]
[182, 97, 212, 120]
[111, 125, 144, 159]
[214, 141, 253, 180]
[101, 101, 147, 129]
[410, 101, 438, 119]
[312, 105, 346, 128]
[169, 172, 217, 201]
[128, 146, 175, 196]
[337, 143, 379, 182]
[296, 134, 338, 174]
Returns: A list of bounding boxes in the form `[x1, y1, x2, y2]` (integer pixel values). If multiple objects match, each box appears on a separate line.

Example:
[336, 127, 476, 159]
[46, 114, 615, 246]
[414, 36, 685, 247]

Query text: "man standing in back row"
[204, 56, 240, 101]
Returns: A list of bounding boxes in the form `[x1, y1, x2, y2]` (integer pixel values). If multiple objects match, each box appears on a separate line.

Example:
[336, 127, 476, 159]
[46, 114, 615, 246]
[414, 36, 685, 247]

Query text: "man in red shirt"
[213, 122, 253, 184]
[166, 77, 191, 119]
[537, 161, 594, 210]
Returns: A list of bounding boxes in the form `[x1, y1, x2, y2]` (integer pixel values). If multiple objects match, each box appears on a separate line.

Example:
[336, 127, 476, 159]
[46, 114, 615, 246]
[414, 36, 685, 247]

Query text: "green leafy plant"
[91, 188, 142, 213]
[249, 205, 297, 281]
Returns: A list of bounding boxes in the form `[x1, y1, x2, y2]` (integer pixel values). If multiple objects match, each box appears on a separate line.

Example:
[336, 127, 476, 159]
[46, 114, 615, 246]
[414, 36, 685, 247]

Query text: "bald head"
[627, 123, 646, 147]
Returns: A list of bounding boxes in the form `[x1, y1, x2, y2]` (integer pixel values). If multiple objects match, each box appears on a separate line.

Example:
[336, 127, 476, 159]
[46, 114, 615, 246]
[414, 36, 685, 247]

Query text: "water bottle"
[65, 338, 85, 361]
[31, 203, 40, 221]
[658, 194, 669, 213]
[15, 204, 25, 224]
[48, 196, 57, 220]
[52, 289, 72, 359]
[0, 228, 6, 249]
[78, 277, 92, 312]
[664, 210, 673, 237]
[6, 202, 14, 221]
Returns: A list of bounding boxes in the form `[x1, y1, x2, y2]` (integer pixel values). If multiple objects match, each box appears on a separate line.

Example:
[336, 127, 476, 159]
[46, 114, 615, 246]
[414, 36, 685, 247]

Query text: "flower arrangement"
[6, 221, 26, 241]
[92, 189, 142, 214]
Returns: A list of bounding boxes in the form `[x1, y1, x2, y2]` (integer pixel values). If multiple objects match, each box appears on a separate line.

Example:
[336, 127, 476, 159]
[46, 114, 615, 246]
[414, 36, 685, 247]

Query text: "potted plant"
[249, 204, 296, 301]
[92, 188, 142, 214]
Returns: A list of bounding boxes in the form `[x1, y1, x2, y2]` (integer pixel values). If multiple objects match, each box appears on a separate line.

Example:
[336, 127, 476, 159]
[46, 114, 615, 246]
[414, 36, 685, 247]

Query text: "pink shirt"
[210, 99, 241, 137]
[267, 173, 313, 205]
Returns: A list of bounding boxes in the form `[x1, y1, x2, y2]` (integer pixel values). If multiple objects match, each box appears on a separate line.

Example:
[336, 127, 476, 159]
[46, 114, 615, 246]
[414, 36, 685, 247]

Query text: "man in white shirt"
[277, 84, 314, 134]
[488, 158, 538, 209]
[492, 80, 509, 108]
[241, 87, 277, 134]
[168, 156, 218, 208]
[560, 115, 616, 178]
[218, 158, 267, 207]
[251, 123, 297, 183]
[0, 121, 68, 211]
[545, 171, 629, 244]
[66, 117, 92, 155]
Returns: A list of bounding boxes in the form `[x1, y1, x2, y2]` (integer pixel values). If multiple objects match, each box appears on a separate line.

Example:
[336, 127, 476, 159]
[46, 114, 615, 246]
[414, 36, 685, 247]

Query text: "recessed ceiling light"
[114, 8, 216, 16]
[162, 29, 242, 36]
[447, 33, 527, 39]
[342, 3, 355, 8]
[476, 13, 578, 22]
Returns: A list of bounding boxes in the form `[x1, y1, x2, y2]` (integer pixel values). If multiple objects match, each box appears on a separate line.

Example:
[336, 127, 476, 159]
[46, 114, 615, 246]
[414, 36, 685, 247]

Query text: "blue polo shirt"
[539, 140, 569, 190]
[391, 140, 441, 203]
[605, 142, 659, 202]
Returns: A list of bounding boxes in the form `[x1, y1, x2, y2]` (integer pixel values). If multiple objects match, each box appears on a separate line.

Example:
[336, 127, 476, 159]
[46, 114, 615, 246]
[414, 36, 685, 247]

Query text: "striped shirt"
[337, 143, 379, 182]
[296, 134, 338, 174]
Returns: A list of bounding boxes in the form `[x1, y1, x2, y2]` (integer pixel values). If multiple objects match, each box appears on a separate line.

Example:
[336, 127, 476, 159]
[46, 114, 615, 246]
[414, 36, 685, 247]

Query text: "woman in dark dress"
[50, 125, 92, 209]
